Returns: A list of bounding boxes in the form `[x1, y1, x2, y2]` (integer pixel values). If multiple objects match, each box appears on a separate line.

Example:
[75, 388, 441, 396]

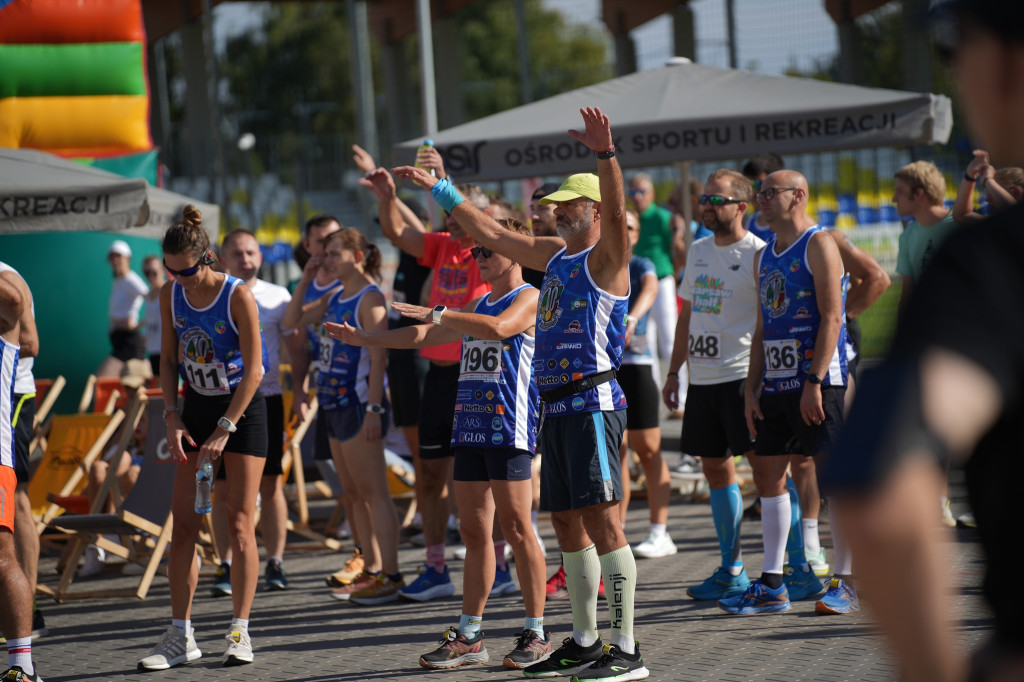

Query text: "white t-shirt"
[109, 270, 149, 328]
[250, 279, 295, 396]
[143, 293, 162, 355]
[0, 262, 35, 394]
[680, 231, 765, 385]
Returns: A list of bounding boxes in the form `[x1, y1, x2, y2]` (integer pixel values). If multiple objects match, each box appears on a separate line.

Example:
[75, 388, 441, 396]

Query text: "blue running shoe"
[490, 566, 517, 596]
[815, 576, 860, 615]
[783, 564, 825, 601]
[718, 580, 791, 615]
[687, 567, 751, 601]
[211, 562, 231, 597]
[399, 565, 456, 602]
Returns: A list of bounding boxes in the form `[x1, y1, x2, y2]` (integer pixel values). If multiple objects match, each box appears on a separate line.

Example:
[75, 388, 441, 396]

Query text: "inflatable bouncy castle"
[0, 0, 156, 180]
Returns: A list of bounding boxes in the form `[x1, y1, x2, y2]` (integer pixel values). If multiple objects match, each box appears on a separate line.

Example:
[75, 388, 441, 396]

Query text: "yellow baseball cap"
[539, 173, 601, 205]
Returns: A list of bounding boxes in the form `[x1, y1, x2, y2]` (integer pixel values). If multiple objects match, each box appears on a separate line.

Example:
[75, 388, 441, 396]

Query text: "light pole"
[237, 132, 259, 231]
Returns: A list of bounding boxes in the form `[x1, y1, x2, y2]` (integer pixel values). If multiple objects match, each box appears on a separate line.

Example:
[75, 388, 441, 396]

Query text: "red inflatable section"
[0, 0, 145, 44]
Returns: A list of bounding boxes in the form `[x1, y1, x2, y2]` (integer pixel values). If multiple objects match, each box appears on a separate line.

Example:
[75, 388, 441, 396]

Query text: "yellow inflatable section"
[0, 95, 150, 156]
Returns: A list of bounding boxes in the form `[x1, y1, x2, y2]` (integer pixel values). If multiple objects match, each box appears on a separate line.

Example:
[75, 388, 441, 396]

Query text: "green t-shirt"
[634, 203, 675, 279]
[896, 212, 960, 282]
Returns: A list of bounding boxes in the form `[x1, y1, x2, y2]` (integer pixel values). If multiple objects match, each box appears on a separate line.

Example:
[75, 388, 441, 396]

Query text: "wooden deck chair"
[18, 375, 65, 465]
[28, 408, 126, 533]
[278, 396, 343, 551]
[90, 377, 126, 415]
[43, 392, 184, 601]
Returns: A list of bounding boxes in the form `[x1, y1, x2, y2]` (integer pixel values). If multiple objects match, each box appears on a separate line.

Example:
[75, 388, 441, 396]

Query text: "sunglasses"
[755, 187, 799, 202]
[163, 255, 212, 278]
[698, 194, 744, 206]
[470, 246, 493, 260]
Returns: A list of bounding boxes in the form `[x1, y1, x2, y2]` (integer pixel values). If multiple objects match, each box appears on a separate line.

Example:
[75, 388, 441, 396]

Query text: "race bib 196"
[459, 339, 502, 382]
[763, 338, 799, 378]
[689, 331, 721, 363]
[183, 357, 230, 396]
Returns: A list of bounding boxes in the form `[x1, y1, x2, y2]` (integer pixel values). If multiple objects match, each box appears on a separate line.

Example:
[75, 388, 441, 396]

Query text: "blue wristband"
[430, 178, 465, 213]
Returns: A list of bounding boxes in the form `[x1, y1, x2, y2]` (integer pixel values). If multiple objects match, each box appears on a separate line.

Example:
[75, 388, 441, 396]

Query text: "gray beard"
[556, 214, 591, 239]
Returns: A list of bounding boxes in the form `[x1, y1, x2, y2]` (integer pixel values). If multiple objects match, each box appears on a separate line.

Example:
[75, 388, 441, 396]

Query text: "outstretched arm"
[325, 320, 460, 349]
[391, 165, 562, 272]
[360, 167, 426, 259]
[392, 289, 538, 341]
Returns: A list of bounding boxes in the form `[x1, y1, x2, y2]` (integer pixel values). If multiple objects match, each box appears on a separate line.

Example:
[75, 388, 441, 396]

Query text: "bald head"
[758, 170, 812, 230]
[768, 170, 808, 192]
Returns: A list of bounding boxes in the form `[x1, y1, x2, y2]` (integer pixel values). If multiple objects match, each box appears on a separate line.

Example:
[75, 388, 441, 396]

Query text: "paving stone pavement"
[29, 418, 990, 681]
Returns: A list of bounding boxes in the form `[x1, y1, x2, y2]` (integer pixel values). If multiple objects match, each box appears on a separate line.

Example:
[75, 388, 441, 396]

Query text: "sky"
[213, 0, 840, 77]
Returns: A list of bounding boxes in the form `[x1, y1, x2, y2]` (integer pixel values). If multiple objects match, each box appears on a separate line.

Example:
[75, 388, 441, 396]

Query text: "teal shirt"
[633, 203, 675, 279]
[896, 212, 959, 282]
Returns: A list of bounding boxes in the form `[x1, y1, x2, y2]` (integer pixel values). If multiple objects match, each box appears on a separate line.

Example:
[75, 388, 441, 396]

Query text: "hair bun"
[182, 204, 202, 228]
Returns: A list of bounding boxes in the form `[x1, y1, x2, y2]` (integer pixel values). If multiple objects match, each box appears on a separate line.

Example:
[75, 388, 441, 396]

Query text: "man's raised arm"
[360, 168, 426, 259]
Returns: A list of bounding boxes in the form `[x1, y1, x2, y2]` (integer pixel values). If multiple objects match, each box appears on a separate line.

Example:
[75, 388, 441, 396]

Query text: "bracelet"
[430, 177, 466, 213]
[596, 148, 616, 160]
[964, 172, 977, 183]
[162, 406, 179, 419]
[667, 371, 679, 378]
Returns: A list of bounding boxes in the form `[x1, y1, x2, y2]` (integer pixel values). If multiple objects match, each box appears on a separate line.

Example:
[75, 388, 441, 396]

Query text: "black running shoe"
[523, 636, 604, 678]
[2, 666, 42, 681]
[31, 608, 47, 639]
[570, 643, 649, 681]
[503, 629, 552, 669]
[264, 558, 288, 591]
[211, 562, 232, 597]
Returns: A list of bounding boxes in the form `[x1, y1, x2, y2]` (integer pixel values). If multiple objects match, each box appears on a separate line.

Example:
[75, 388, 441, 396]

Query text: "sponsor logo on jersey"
[788, 325, 813, 334]
[547, 359, 557, 370]
[452, 416, 458, 429]
[573, 373, 583, 381]
[463, 417, 483, 429]
[455, 404, 463, 411]
[459, 432, 486, 444]
[560, 358, 569, 368]
[760, 270, 789, 318]
[496, 405, 504, 414]
[793, 307, 811, 319]
[491, 417, 502, 430]
[570, 263, 581, 278]
[571, 299, 587, 310]
[215, 320, 227, 334]
[181, 327, 216, 363]
[491, 433, 503, 444]
[457, 390, 473, 401]
[546, 401, 567, 414]
[175, 315, 187, 328]
[572, 397, 585, 410]
[475, 390, 484, 399]
[564, 320, 584, 334]
[797, 289, 814, 298]
[573, 358, 582, 368]
[538, 376, 561, 386]
[462, 404, 487, 413]
[485, 391, 494, 400]
[556, 343, 582, 350]
[538, 276, 565, 331]
[729, 263, 741, 271]
[560, 373, 569, 383]
[485, 405, 493, 412]
[777, 378, 802, 391]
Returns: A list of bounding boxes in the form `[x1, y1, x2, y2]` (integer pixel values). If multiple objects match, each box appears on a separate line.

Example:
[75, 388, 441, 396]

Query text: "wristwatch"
[432, 305, 447, 325]
[366, 403, 385, 415]
[806, 373, 822, 385]
[217, 416, 238, 433]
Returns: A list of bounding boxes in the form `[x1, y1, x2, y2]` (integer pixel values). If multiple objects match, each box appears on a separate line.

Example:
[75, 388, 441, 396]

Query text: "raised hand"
[415, 146, 448, 179]
[392, 165, 441, 191]
[568, 106, 613, 152]
[391, 301, 432, 323]
[352, 144, 377, 174]
[358, 168, 397, 200]
[966, 149, 990, 179]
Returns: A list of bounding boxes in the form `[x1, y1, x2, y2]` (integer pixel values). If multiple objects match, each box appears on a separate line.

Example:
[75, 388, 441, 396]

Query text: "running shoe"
[546, 565, 569, 600]
[264, 558, 288, 591]
[504, 629, 553, 669]
[350, 574, 404, 605]
[211, 562, 232, 597]
[815, 576, 860, 615]
[941, 499, 957, 528]
[31, 608, 47, 640]
[2, 667, 42, 681]
[804, 547, 830, 577]
[631, 531, 677, 559]
[138, 625, 202, 671]
[957, 512, 977, 529]
[223, 629, 253, 666]
[686, 567, 750, 601]
[325, 549, 364, 587]
[419, 627, 489, 669]
[669, 454, 700, 475]
[718, 580, 791, 615]
[783, 564, 825, 601]
[571, 643, 650, 681]
[524, 636, 604, 678]
[79, 545, 105, 578]
[399, 564, 455, 601]
[329, 571, 375, 601]
[491, 566, 517, 596]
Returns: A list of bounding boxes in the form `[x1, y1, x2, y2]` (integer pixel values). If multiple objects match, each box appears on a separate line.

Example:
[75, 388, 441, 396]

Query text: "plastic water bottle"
[415, 139, 436, 176]
[195, 459, 213, 514]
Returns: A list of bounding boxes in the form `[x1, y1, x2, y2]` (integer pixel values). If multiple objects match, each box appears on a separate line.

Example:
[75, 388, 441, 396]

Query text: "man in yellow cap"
[392, 106, 648, 681]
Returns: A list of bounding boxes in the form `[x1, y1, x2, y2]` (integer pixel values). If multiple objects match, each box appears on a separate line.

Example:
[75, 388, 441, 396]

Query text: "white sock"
[172, 618, 191, 637]
[802, 518, 821, 554]
[563, 545, 600, 647]
[648, 523, 667, 538]
[231, 617, 249, 634]
[829, 498, 853, 575]
[760, 494, 791, 575]
[7, 637, 33, 675]
[599, 546, 637, 655]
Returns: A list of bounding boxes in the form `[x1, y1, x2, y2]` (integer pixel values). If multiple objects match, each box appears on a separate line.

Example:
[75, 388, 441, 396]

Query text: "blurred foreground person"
[824, 3, 1024, 681]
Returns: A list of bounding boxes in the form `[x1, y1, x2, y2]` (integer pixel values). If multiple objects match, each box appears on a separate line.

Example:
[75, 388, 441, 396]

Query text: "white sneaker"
[138, 626, 202, 671]
[223, 629, 254, 666]
[632, 531, 678, 559]
[79, 545, 106, 578]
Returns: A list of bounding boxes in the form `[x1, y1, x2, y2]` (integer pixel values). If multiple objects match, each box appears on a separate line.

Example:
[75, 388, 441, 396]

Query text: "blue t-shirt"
[452, 284, 539, 452]
[534, 246, 628, 415]
[746, 212, 774, 244]
[305, 278, 340, 378]
[172, 275, 267, 396]
[757, 227, 847, 394]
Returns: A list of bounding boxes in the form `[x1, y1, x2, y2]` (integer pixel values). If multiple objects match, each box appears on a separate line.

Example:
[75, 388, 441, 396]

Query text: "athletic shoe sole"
[632, 544, 678, 559]
[398, 583, 456, 601]
[138, 648, 202, 671]
[419, 651, 489, 669]
[524, 662, 599, 678]
[573, 664, 651, 681]
[719, 601, 792, 615]
[223, 652, 254, 666]
[815, 600, 860, 615]
[503, 649, 552, 669]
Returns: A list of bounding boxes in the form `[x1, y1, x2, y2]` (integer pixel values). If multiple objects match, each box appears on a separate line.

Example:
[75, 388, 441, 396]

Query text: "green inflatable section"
[79, 150, 159, 186]
[0, 42, 146, 98]
[0, 231, 162, 415]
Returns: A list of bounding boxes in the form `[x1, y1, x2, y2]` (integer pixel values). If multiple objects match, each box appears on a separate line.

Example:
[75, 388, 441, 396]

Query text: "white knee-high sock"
[829, 497, 853, 576]
[599, 546, 637, 655]
[760, 493, 791, 575]
[563, 545, 601, 647]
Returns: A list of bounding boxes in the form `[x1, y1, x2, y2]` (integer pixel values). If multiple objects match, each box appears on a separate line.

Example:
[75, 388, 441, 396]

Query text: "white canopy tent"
[0, 147, 219, 241]
[395, 61, 954, 182]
